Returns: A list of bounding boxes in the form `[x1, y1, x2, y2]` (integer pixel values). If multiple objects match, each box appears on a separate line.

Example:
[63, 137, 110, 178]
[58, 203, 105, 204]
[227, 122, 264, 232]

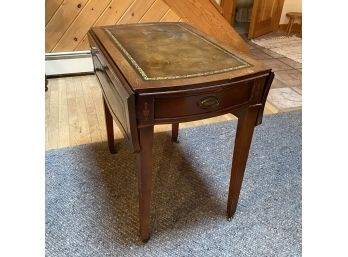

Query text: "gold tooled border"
[105, 24, 251, 81]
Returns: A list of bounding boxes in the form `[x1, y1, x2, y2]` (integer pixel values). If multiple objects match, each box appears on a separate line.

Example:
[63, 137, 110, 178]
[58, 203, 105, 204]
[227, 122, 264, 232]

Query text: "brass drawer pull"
[198, 96, 220, 109]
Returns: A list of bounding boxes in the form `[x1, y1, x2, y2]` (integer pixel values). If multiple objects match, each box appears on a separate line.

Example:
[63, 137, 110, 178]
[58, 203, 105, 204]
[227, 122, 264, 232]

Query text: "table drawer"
[154, 81, 253, 120]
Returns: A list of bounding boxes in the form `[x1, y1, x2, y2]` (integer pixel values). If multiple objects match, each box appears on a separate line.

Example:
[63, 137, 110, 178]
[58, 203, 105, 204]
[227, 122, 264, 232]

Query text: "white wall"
[280, 0, 302, 24]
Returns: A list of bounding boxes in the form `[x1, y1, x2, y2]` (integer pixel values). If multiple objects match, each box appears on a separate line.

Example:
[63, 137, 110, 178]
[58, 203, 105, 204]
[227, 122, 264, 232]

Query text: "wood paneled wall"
[163, 0, 249, 52]
[46, 0, 249, 53]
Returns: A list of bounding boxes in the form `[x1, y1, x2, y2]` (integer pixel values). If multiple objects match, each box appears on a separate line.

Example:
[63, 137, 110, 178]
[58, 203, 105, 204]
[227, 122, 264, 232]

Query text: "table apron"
[135, 76, 268, 126]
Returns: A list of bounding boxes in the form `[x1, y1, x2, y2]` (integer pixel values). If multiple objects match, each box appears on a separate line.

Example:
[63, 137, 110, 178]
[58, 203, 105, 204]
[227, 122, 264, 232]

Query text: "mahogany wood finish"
[227, 107, 258, 219]
[45, 74, 48, 92]
[103, 98, 117, 154]
[88, 22, 274, 242]
[171, 123, 179, 142]
[136, 125, 154, 242]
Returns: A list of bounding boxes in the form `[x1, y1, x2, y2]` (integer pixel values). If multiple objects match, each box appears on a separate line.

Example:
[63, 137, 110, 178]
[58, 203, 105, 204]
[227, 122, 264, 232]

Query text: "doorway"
[232, 0, 254, 37]
[212, 0, 285, 39]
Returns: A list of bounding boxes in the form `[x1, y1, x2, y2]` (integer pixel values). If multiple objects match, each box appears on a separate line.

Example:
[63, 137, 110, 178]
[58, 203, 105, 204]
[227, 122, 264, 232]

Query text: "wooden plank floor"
[45, 75, 279, 150]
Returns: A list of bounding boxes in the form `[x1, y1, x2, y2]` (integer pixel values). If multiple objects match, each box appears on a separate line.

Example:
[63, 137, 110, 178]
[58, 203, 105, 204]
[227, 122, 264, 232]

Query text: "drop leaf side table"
[87, 22, 274, 242]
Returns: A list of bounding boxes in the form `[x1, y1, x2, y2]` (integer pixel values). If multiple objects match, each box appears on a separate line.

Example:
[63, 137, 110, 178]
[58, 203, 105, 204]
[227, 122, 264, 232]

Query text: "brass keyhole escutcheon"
[198, 96, 220, 109]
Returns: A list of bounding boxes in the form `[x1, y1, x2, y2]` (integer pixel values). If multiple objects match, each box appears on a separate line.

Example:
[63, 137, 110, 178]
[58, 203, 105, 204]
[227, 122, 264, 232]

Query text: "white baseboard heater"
[45, 51, 94, 76]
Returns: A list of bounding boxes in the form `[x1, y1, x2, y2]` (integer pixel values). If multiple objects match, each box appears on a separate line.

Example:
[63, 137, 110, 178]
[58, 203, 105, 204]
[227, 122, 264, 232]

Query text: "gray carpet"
[46, 111, 302, 257]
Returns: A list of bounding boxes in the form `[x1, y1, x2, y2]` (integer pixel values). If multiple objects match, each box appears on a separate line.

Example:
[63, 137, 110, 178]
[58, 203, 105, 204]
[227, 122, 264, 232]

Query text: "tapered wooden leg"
[45, 74, 48, 92]
[287, 19, 291, 34]
[136, 125, 154, 242]
[288, 18, 294, 35]
[227, 108, 258, 220]
[103, 97, 116, 154]
[171, 123, 179, 142]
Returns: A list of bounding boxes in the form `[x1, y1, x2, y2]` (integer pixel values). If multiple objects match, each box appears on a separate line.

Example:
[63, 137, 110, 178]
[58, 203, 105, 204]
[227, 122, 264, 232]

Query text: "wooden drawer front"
[92, 54, 135, 144]
[154, 81, 253, 120]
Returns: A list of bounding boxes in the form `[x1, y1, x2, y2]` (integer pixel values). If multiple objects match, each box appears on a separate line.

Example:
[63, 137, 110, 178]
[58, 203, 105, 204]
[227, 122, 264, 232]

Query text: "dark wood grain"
[171, 123, 179, 142]
[226, 107, 259, 219]
[153, 80, 253, 120]
[136, 125, 154, 243]
[89, 32, 140, 152]
[103, 97, 116, 154]
[88, 22, 273, 242]
[45, 74, 48, 91]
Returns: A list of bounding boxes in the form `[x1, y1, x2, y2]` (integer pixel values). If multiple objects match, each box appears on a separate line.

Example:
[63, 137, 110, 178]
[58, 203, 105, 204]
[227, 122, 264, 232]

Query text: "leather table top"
[104, 23, 251, 81]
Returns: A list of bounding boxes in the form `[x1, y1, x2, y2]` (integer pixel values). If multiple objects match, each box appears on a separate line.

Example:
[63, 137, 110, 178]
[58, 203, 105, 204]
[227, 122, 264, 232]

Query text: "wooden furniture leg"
[45, 74, 48, 92]
[227, 108, 258, 220]
[136, 125, 154, 242]
[103, 97, 116, 154]
[288, 17, 294, 35]
[286, 12, 302, 36]
[171, 123, 179, 142]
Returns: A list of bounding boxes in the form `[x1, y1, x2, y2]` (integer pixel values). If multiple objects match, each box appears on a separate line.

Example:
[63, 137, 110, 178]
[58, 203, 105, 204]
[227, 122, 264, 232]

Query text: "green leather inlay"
[105, 24, 251, 80]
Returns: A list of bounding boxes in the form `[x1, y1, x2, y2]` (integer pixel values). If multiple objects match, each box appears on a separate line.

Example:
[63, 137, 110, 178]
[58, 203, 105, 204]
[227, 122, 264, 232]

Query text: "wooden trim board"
[278, 23, 302, 33]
